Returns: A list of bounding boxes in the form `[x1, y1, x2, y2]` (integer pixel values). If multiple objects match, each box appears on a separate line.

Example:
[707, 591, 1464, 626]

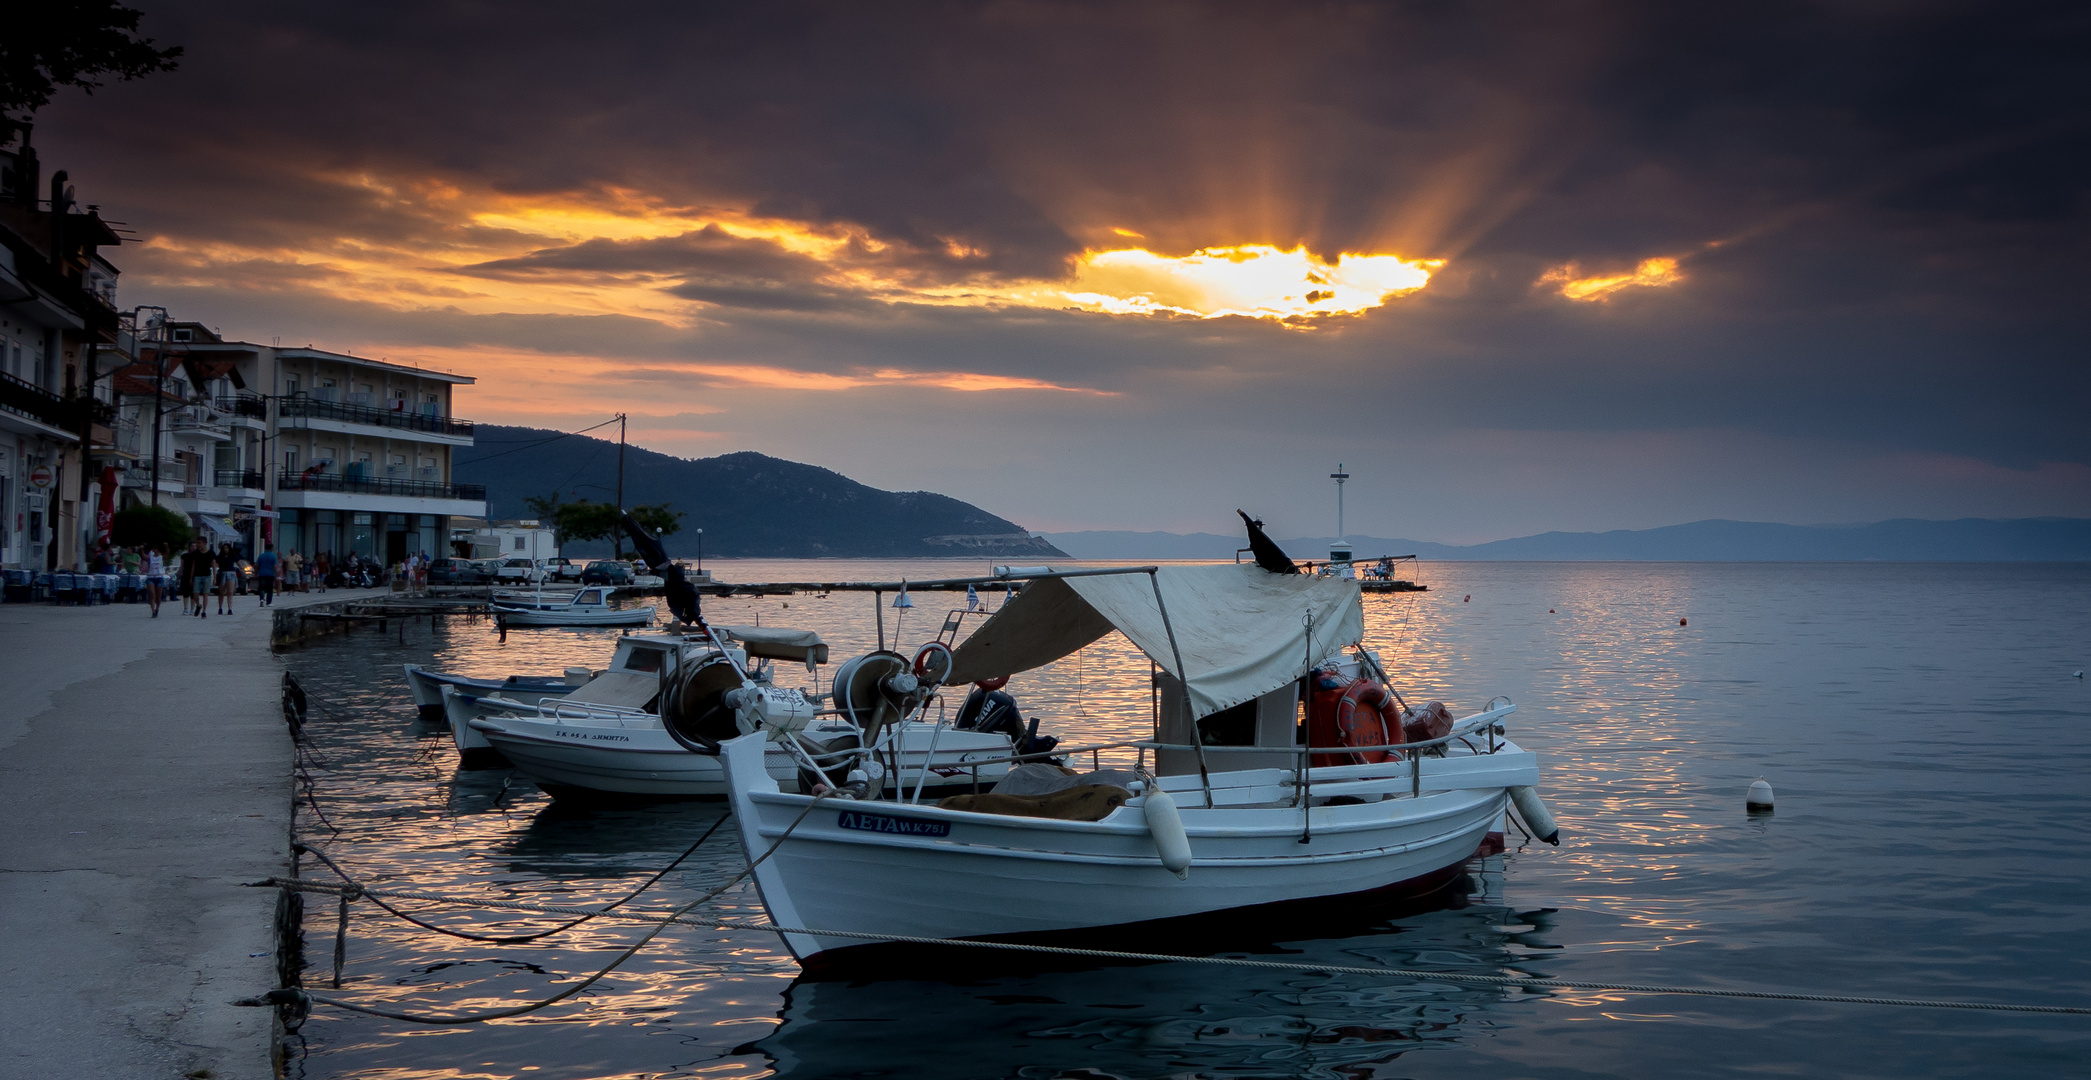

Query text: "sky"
[36, 1, 2091, 543]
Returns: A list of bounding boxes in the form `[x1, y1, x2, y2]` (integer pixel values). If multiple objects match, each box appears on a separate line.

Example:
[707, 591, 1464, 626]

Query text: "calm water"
[280, 561, 2091, 1079]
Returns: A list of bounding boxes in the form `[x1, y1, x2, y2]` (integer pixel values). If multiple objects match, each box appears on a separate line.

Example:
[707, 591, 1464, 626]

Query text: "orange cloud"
[1540, 256, 1684, 301]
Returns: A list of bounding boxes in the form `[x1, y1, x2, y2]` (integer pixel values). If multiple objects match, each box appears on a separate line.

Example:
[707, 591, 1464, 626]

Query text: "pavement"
[0, 586, 386, 1080]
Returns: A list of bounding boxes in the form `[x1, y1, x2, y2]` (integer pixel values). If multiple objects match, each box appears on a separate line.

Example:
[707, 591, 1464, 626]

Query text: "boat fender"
[1144, 788, 1192, 879]
[1509, 786, 1560, 846]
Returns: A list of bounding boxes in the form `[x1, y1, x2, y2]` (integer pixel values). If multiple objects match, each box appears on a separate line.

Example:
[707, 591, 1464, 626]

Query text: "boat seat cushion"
[937, 784, 1131, 822]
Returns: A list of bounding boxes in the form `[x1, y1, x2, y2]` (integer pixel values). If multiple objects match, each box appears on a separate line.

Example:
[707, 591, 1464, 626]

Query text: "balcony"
[215, 469, 266, 491]
[278, 394, 473, 439]
[0, 370, 95, 437]
[213, 394, 269, 421]
[279, 470, 485, 501]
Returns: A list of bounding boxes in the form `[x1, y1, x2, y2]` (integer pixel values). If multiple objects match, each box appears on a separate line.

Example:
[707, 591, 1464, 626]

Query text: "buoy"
[2076, 670, 2085, 679]
[1679, 617, 1688, 626]
[1464, 595, 1471, 602]
[1144, 788, 1192, 879]
[1747, 778, 1775, 813]
[1548, 609, 1555, 614]
[1508, 786, 1560, 845]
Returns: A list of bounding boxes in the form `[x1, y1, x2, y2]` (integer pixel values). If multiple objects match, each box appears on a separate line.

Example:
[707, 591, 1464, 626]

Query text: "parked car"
[427, 558, 488, 585]
[580, 560, 633, 585]
[545, 557, 586, 582]
[495, 557, 547, 583]
[470, 558, 504, 581]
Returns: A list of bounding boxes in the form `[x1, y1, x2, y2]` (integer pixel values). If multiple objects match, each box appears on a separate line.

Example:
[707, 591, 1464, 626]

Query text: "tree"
[1, 1, 183, 136]
[550, 500, 623, 547]
[110, 503, 190, 551]
[629, 503, 685, 539]
[524, 492, 566, 553]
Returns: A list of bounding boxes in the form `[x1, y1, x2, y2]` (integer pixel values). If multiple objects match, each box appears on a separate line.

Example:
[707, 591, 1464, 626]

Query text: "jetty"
[0, 588, 384, 1080]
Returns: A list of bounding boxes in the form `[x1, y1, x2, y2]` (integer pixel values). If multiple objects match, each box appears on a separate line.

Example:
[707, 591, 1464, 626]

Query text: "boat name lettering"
[837, 810, 950, 837]
[553, 729, 631, 742]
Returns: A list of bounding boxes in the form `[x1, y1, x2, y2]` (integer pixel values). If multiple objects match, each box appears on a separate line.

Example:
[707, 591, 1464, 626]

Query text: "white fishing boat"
[491, 585, 654, 628]
[465, 626, 1025, 798]
[715, 550, 1559, 964]
[402, 664, 587, 722]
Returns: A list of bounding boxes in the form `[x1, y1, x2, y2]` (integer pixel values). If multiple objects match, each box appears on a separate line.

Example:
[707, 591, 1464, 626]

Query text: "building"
[469, 519, 558, 561]
[162, 327, 487, 564]
[0, 130, 124, 570]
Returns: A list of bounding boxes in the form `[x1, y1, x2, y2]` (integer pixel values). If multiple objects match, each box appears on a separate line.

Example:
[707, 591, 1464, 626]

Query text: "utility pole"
[614, 412, 626, 560]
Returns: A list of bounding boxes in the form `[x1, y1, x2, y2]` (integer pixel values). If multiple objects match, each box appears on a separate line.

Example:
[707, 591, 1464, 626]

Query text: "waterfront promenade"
[0, 589, 383, 1080]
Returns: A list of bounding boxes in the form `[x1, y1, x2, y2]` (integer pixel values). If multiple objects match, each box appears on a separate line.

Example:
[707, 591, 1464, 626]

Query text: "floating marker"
[1464, 595, 1471, 602]
[1548, 609, 1556, 614]
[1680, 617, 1688, 626]
[2076, 670, 2085, 679]
[1747, 778, 1775, 813]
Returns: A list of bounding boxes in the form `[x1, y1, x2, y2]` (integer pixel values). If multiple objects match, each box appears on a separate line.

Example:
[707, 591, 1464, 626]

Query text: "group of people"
[77, 539, 432, 618]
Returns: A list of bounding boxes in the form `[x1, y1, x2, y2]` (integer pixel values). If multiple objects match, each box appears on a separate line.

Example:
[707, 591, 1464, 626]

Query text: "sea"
[278, 560, 2091, 1079]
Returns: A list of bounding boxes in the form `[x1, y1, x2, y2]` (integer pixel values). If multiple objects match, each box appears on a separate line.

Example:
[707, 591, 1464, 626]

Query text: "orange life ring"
[1334, 680, 1403, 764]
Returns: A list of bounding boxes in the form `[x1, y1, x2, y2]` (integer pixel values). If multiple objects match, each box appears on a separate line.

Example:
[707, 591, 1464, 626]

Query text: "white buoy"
[1509, 786, 1560, 846]
[2075, 670, 2084, 679]
[1143, 788, 1192, 879]
[1747, 778, 1775, 813]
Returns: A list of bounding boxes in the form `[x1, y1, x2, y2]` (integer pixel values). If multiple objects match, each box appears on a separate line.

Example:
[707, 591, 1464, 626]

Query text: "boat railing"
[874, 701, 1517, 808]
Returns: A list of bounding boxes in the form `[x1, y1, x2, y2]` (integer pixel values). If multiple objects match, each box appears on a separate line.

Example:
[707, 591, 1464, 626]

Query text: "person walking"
[314, 552, 331, 593]
[144, 544, 166, 617]
[215, 543, 238, 615]
[284, 549, 303, 593]
[255, 542, 279, 607]
[182, 538, 212, 618]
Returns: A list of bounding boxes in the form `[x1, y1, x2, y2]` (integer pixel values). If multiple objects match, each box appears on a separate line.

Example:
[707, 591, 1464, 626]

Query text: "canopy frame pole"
[874, 590, 883, 652]
[1147, 569, 1213, 808]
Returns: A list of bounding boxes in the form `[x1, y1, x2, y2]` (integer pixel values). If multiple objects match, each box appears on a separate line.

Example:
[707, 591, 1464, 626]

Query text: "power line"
[453, 416, 623, 466]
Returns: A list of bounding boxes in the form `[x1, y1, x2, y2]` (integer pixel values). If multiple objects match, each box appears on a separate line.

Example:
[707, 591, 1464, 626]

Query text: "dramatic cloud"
[32, 0, 2091, 537]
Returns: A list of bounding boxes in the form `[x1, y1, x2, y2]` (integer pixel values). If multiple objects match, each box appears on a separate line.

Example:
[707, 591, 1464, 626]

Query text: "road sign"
[28, 465, 53, 489]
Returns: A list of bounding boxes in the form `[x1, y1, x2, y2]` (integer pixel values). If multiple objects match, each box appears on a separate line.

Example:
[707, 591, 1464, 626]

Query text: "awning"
[199, 516, 241, 542]
[947, 564, 1364, 719]
[718, 625, 829, 665]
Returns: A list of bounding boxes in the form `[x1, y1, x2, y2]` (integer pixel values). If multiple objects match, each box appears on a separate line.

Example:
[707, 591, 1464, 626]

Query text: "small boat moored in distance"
[492, 585, 654, 628]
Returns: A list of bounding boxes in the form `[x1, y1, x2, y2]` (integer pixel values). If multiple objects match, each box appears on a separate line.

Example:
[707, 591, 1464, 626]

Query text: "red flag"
[95, 466, 118, 544]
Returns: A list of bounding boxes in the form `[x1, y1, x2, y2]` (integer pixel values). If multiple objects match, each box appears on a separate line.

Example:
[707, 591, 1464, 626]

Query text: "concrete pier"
[0, 589, 379, 1079]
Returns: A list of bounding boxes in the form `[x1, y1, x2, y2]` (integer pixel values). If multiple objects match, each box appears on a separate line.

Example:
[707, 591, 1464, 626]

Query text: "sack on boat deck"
[989, 763, 1142, 797]
[1402, 700, 1454, 744]
[938, 784, 1131, 821]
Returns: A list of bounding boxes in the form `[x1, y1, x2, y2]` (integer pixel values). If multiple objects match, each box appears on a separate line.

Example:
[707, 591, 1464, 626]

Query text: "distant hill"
[1045, 518, 2091, 562]
[456, 425, 1066, 559]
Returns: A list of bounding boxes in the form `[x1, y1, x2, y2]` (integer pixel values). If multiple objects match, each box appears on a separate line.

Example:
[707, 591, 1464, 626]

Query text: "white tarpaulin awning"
[947, 564, 1364, 719]
[719, 625, 829, 665]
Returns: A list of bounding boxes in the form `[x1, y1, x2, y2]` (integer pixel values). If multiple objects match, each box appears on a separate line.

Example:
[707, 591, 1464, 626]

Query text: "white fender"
[1509, 786, 1560, 846]
[1143, 788, 1192, 879]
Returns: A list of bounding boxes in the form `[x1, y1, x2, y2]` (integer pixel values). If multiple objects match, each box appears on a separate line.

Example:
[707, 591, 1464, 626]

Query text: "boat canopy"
[946, 563, 1364, 718]
[718, 625, 829, 665]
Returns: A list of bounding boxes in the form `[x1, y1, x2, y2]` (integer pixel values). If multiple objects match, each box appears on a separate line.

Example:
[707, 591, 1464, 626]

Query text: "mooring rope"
[241, 795, 829, 1025]
[251, 875, 2090, 1018]
[292, 814, 729, 944]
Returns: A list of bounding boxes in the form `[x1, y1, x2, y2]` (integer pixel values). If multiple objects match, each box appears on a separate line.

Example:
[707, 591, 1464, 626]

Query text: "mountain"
[1044, 518, 2091, 562]
[455, 425, 1066, 559]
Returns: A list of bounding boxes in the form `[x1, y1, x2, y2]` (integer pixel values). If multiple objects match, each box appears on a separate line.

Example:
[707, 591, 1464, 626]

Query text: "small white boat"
[491, 585, 654, 628]
[403, 664, 586, 722]
[717, 558, 1557, 964]
[466, 627, 1022, 798]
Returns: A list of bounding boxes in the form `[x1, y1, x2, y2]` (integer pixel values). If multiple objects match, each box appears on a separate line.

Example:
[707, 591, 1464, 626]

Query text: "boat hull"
[492, 605, 654, 627]
[719, 732, 1525, 962]
[405, 664, 575, 722]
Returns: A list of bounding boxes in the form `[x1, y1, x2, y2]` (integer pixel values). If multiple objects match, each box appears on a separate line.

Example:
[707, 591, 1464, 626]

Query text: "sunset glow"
[1542, 256, 1684, 301]
[1044, 245, 1440, 321]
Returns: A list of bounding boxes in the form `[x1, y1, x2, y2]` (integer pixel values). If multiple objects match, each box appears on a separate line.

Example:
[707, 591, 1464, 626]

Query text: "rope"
[293, 812, 729, 944]
[243, 795, 829, 1025]
[252, 875, 2090, 1017]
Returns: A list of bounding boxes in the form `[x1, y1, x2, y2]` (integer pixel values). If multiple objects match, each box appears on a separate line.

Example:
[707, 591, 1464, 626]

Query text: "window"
[283, 375, 299, 394]
[284, 448, 299, 474]
[513, 536, 526, 551]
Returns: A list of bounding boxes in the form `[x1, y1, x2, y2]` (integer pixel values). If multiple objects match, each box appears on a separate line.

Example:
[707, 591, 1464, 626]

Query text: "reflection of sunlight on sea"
[284, 559, 2091, 1080]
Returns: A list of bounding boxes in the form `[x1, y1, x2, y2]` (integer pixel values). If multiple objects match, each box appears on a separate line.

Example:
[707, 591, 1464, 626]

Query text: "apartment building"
[172, 328, 486, 563]
[0, 136, 124, 570]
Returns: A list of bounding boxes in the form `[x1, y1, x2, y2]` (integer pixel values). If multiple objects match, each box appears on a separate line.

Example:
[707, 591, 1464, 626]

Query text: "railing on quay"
[279, 393, 473, 438]
[279, 471, 486, 502]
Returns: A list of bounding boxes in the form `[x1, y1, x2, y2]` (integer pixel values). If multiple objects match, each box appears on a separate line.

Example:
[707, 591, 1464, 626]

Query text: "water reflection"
[281, 559, 2091, 1080]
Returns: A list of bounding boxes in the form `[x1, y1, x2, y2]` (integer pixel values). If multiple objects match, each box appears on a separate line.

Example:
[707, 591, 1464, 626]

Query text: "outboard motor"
[955, 680, 1058, 758]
